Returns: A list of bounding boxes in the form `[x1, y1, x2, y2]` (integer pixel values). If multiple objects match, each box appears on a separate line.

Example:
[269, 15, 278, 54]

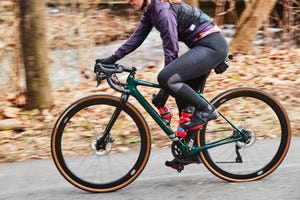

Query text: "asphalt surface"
[1, 137, 299, 200]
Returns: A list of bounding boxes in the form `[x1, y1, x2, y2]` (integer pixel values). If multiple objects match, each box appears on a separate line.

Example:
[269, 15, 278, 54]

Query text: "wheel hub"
[90, 134, 113, 156]
[237, 127, 256, 148]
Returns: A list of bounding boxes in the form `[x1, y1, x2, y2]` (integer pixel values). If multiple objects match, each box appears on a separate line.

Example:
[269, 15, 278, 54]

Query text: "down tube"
[129, 86, 176, 138]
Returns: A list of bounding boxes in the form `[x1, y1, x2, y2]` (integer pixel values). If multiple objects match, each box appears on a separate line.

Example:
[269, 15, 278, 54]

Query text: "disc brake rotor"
[236, 127, 256, 148]
[90, 134, 113, 156]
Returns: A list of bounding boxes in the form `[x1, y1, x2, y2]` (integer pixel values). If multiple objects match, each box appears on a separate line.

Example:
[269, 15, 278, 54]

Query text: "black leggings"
[157, 32, 228, 113]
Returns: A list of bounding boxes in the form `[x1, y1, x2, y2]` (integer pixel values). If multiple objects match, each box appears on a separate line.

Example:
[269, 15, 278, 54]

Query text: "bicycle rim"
[51, 95, 151, 192]
[199, 88, 291, 181]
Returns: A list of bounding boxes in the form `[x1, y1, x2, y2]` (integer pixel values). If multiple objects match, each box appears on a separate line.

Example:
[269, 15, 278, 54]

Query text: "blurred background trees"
[229, 0, 279, 53]
[19, 0, 52, 109]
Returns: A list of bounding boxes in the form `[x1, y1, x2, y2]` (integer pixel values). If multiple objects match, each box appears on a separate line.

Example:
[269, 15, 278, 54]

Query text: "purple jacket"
[114, 0, 214, 66]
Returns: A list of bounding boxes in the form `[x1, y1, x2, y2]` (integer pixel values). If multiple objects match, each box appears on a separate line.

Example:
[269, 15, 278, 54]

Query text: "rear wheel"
[51, 95, 151, 192]
[198, 88, 291, 181]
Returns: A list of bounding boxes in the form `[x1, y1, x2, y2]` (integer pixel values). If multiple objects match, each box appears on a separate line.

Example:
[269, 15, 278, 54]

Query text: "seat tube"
[198, 73, 210, 93]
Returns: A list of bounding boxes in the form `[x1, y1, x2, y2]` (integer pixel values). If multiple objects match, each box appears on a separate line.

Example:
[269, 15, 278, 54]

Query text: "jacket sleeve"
[156, 8, 179, 66]
[114, 14, 153, 59]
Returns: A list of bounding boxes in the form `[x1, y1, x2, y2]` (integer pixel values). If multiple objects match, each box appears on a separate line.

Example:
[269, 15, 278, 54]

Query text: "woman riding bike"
[96, 0, 228, 170]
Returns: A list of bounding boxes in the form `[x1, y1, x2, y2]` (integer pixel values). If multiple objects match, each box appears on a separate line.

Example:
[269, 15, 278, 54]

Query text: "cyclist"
[96, 0, 228, 170]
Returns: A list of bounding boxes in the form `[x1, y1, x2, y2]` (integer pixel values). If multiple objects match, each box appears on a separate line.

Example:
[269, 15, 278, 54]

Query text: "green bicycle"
[51, 61, 291, 193]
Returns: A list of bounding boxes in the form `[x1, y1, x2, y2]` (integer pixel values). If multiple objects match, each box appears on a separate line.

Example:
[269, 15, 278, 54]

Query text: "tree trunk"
[214, 0, 226, 25]
[19, 0, 52, 109]
[229, 0, 278, 54]
[186, 0, 199, 8]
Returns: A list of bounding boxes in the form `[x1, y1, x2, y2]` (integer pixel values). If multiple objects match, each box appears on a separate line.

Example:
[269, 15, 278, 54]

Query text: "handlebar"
[94, 63, 137, 94]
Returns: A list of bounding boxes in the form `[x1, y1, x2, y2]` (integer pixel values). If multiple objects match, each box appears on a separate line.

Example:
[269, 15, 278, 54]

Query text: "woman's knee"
[158, 68, 182, 91]
[157, 69, 169, 87]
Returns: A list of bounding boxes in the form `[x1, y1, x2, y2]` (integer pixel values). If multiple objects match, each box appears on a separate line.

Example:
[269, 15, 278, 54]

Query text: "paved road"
[1, 137, 299, 200]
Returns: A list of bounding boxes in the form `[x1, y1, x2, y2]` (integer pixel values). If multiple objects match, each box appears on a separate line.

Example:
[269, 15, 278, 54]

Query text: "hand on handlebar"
[93, 60, 136, 94]
[94, 55, 118, 73]
[96, 54, 118, 64]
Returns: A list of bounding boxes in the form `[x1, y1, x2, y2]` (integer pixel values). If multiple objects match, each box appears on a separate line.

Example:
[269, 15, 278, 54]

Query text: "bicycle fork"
[95, 93, 129, 151]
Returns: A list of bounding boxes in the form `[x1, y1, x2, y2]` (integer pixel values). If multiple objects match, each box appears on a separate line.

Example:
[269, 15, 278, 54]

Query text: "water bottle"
[158, 104, 173, 124]
[176, 106, 193, 138]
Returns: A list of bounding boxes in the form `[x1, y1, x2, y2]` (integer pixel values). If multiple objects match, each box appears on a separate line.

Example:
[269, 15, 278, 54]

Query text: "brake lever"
[96, 72, 107, 87]
[95, 63, 108, 87]
[94, 63, 125, 88]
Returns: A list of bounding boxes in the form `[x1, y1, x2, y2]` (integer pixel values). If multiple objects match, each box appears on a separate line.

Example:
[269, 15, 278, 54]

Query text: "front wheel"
[51, 95, 151, 192]
[198, 88, 291, 181]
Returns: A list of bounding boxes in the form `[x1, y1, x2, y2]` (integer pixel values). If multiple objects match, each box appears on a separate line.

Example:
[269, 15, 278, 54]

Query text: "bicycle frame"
[123, 75, 247, 156]
[52, 62, 291, 192]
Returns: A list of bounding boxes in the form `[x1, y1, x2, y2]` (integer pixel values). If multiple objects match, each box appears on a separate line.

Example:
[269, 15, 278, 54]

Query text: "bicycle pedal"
[177, 163, 185, 173]
[176, 164, 184, 173]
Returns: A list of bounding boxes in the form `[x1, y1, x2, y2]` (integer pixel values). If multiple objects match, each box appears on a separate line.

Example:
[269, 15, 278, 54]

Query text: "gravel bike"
[51, 60, 291, 193]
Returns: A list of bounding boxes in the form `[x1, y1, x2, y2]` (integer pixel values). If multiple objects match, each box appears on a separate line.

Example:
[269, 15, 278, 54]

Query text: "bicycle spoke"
[199, 88, 290, 181]
[51, 95, 151, 192]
